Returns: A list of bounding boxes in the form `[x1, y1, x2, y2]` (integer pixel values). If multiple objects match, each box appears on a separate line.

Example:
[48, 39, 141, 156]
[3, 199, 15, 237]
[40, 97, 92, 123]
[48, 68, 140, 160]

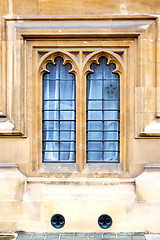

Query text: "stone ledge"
[26, 177, 135, 185]
[144, 163, 160, 169]
[0, 233, 17, 240]
[0, 163, 26, 200]
[0, 163, 18, 168]
[136, 164, 160, 202]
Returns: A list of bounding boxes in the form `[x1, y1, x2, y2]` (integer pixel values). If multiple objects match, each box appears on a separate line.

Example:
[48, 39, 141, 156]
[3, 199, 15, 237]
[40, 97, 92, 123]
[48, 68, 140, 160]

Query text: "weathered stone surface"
[136, 164, 160, 201]
[0, 0, 160, 235]
[0, 164, 26, 201]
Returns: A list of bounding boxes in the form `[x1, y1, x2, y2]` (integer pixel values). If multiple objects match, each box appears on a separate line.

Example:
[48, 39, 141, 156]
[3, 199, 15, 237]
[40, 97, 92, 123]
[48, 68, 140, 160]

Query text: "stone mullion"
[76, 50, 86, 172]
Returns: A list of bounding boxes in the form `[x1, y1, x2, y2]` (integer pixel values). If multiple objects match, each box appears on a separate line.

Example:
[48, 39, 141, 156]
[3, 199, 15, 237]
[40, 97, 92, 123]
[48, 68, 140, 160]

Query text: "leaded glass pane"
[87, 56, 120, 163]
[42, 57, 76, 163]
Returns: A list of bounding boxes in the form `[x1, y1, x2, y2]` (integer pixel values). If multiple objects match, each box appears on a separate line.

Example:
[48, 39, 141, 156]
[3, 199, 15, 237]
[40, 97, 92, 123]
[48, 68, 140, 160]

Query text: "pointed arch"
[38, 50, 79, 76]
[42, 56, 76, 163]
[86, 55, 121, 163]
[82, 50, 124, 76]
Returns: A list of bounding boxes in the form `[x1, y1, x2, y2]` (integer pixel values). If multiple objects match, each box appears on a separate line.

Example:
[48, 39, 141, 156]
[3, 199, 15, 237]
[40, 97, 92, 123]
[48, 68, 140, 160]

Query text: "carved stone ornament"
[82, 50, 124, 76]
[38, 51, 79, 76]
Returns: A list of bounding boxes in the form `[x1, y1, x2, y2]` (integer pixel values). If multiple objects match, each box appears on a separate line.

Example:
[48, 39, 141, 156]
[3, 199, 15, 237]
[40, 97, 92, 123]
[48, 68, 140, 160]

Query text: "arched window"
[87, 57, 120, 162]
[40, 50, 123, 171]
[42, 57, 76, 162]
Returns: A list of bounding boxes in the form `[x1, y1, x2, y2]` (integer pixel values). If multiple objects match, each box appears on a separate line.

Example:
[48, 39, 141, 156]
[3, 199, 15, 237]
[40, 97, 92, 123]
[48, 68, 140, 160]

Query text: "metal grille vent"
[98, 214, 112, 229]
[51, 214, 65, 229]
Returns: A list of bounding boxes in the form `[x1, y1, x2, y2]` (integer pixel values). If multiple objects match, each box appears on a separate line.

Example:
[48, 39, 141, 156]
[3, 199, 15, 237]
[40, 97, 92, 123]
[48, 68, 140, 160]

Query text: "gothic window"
[42, 57, 76, 162]
[87, 57, 120, 163]
[42, 53, 121, 166]
[4, 16, 156, 175]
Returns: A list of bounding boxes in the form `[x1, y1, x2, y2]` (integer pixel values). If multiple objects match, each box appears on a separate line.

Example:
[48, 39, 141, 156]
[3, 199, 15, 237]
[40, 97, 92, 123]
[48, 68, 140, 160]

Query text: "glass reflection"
[87, 57, 120, 163]
[42, 57, 76, 162]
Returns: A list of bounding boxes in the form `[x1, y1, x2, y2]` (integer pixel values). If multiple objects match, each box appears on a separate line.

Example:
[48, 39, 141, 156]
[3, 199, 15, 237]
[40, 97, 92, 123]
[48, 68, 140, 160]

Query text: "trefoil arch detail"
[38, 50, 79, 76]
[82, 50, 124, 76]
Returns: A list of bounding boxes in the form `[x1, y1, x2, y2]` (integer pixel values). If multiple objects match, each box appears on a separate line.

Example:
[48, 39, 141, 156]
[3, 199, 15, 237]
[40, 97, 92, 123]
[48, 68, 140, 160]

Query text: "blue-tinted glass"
[43, 121, 59, 130]
[88, 152, 102, 161]
[60, 131, 75, 141]
[104, 142, 119, 151]
[43, 131, 59, 141]
[43, 152, 59, 162]
[60, 111, 75, 120]
[88, 132, 102, 140]
[104, 121, 119, 131]
[60, 80, 75, 99]
[60, 152, 75, 161]
[104, 111, 119, 120]
[104, 80, 120, 99]
[88, 62, 103, 79]
[87, 56, 120, 163]
[104, 152, 119, 162]
[88, 101, 102, 109]
[43, 101, 59, 110]
[88, 142, 103, 151]
[60, 101, 75, 110]
[43, 80, 59, 99]
[43, 111, 59, 120]
[104, 131, 119, 140]
[104, 63, 119, 79]
[60, 142, 75, 151]
[88, 111, 102, 120]
[43, 63, 57, 79]
[87, 80, 102, 99]
[88, 121, 103, 130]
[104, 101, 119, 110]
[43, 142, 59, 151]
[60, 121, 75, 130]
[42, 57, 76, 163]
[59, 59, 74, 80]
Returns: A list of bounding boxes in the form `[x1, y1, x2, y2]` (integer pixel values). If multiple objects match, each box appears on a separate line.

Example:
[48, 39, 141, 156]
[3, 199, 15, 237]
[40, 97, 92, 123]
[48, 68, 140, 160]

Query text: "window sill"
[37, 163, 123, 174]
[27, 176, 134, 184]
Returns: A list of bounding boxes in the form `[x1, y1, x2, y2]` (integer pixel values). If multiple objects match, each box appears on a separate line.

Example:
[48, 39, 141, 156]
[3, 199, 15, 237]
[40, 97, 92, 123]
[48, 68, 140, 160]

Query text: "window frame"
[3, 16, 157, 176]
[86, 56, 120, 164]
[38, 50, 124, 172]
[42, 57, 76, 163]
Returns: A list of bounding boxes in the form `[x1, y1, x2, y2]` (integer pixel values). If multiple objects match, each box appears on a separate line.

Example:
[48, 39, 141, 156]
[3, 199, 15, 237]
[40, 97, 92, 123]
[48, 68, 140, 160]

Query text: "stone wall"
[0, 0, 160, 234]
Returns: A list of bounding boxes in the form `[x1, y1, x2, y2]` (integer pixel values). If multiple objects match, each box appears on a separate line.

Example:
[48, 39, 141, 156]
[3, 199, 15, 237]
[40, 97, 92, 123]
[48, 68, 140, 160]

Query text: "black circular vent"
[98, 214, 112, 229]
[51, 214, 65, 229]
